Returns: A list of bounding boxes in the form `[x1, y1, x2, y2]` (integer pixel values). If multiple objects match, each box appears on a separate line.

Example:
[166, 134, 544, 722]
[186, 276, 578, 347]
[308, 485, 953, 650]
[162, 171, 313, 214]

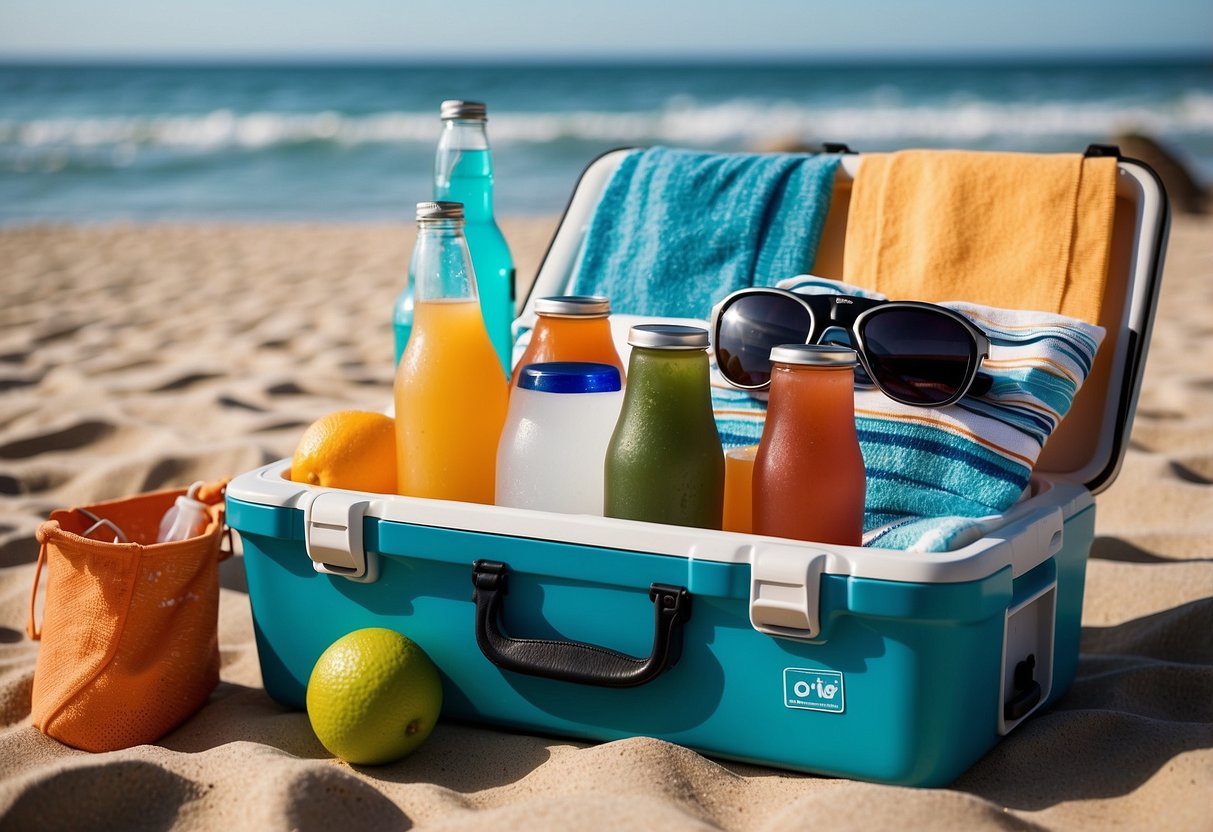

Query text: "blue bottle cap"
[517, 362, 622, 394]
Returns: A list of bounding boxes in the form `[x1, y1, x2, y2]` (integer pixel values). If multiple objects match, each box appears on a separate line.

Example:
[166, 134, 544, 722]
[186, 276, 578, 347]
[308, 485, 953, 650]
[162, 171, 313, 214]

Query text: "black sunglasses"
[710, 287, 992, 407]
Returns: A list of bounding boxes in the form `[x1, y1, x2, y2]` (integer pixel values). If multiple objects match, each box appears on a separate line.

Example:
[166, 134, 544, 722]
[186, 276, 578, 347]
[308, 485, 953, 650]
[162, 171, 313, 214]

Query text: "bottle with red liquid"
[753, 344, 866, 545]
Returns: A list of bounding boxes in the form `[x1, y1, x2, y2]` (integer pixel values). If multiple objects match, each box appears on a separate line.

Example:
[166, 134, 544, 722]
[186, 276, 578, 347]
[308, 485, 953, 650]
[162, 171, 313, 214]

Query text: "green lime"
[306, 627, 443, 765]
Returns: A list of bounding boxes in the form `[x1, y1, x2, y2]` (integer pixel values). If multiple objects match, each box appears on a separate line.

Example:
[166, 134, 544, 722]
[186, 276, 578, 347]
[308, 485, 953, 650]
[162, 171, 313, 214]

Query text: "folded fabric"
[861, 513, 1010, 553]
[842, 150, 1118, 326]
[568, 146, 839, 319]
[711, 275, 1106, 552]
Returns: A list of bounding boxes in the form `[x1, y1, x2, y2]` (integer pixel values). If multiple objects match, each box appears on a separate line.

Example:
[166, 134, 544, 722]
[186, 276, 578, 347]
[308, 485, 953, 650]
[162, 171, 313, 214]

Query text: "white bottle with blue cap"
[495, 362, 624, 515]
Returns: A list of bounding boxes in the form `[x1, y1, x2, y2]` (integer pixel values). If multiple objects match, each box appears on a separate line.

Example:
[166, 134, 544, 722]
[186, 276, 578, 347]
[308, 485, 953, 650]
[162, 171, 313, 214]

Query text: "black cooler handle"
[471, 559, 692, 688]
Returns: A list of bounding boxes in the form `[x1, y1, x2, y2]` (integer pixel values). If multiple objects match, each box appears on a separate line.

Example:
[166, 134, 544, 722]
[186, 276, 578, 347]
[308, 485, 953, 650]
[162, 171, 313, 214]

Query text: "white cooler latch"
[998, 578, 1056, 734]
[299, 490, 379, 583]
[749, 544, 829, 640]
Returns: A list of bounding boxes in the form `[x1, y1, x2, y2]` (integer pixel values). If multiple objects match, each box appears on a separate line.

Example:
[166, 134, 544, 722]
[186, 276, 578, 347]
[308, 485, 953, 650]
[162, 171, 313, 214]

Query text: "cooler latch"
[299, 490, 379, 583]
[748, 544, 829, 640]
[998, 578, 1056, 734]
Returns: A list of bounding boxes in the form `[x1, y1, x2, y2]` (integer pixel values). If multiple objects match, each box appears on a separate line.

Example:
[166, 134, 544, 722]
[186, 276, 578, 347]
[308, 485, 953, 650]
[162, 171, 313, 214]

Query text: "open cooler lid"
[521, 145, 1171, 495]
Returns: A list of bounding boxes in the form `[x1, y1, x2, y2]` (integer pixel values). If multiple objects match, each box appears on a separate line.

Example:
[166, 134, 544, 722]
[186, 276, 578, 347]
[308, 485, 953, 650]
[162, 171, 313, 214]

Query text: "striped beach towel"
[712, 275, 1106, 552]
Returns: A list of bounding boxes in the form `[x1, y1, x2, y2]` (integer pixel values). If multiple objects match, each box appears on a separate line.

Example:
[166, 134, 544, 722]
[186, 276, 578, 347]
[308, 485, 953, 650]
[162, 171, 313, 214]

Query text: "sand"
[0, 215, 1210, 830]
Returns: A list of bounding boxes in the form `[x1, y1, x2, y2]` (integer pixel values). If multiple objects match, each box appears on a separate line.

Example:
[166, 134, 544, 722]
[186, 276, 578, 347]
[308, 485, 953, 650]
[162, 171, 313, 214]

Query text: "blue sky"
[1, 0, 1210, 60]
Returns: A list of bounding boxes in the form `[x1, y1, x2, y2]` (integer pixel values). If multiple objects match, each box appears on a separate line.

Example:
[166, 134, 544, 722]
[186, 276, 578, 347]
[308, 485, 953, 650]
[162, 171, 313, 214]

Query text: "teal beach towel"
[569, 147, 839, 318]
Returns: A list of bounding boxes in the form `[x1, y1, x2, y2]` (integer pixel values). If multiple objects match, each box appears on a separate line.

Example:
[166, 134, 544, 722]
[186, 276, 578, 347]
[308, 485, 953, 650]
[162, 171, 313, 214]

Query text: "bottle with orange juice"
[509, 296, 625, 389]
[394, 201, 508, 504]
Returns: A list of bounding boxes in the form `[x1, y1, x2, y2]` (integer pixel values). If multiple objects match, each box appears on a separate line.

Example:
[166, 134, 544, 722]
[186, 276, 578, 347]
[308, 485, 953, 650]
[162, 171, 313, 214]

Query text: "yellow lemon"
[306, 627, 443, 765]
[290, 410, 396, 493]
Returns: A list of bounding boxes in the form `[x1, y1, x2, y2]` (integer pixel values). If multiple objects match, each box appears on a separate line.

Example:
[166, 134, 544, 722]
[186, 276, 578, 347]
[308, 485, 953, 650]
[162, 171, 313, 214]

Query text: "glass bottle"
[434, 99, 515, 372]
[604, 325, 724, 529]
[752, 344, 866, 545]
[392, 281, 414, 366]
[722, 444, 759, 534]
[509, 296, 625, 389]
[394, 201, 508, 504]
[392, 101, 515, 368]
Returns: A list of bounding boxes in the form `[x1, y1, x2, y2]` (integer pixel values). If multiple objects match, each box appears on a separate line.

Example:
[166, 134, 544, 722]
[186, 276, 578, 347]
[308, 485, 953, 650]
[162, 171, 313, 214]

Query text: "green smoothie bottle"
[604, 324, 725, 529]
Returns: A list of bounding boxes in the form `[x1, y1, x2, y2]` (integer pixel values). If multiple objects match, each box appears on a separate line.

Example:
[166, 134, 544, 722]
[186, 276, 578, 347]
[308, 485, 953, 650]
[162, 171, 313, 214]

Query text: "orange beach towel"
[842, 150, 1118, 325]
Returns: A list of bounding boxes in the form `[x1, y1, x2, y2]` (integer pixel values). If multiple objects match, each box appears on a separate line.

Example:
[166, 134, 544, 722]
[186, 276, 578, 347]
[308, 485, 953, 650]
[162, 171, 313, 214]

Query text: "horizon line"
[1, 47, 1210, 67]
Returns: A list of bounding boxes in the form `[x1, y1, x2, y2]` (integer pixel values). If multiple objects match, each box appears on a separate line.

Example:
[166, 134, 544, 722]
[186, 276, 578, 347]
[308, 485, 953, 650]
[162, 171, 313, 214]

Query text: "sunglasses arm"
[969, 372, 994, 397]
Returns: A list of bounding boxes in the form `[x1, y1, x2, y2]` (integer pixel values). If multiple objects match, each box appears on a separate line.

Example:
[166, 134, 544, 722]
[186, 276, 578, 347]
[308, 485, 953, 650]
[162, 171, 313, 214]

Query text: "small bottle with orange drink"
[722, 445, 758, 534]
[510, 296, 625, 389]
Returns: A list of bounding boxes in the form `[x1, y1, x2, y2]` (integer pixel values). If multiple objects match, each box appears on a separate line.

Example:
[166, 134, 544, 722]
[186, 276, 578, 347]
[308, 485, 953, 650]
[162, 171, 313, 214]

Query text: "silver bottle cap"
[416, 201, 464, 221]
[440, 100, 488, 121]
[534, 295, 611, 317]
[627, 324, 709, 350]
[768, 344, 858, 366]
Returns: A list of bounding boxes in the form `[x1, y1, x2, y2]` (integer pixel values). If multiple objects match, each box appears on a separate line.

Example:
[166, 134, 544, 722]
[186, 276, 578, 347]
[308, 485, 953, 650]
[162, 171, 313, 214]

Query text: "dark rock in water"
[1114, 132, 1210, 215]
[750, 136, 825, 154]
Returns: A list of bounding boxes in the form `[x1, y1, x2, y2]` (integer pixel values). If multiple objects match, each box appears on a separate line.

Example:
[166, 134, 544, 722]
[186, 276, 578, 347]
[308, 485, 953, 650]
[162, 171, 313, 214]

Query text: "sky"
[0, 0, 1210, 61]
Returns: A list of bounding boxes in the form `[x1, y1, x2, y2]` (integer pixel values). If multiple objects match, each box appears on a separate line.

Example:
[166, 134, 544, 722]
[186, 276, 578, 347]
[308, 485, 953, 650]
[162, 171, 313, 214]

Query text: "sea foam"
[3, 93, 1211, 154]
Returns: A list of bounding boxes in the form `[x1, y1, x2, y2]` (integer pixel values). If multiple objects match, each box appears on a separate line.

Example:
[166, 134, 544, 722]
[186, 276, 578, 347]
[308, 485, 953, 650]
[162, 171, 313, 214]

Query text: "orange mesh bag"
[26, 481, 230, 752]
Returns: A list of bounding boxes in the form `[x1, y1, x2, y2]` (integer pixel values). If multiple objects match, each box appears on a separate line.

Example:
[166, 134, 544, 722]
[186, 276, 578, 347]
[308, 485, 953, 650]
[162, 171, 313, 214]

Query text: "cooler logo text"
[784, 668, 845, 714]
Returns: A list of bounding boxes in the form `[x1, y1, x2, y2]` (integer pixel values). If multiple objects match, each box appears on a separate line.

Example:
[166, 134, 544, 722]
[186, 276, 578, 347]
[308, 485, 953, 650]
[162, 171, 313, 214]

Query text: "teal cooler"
[227, 147, 1167, 786]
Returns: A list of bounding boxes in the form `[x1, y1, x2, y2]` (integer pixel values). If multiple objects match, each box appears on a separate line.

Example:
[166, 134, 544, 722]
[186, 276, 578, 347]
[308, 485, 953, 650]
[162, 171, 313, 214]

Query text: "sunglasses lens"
[860, 308, 975, 405]
[716, 294, 812, 387]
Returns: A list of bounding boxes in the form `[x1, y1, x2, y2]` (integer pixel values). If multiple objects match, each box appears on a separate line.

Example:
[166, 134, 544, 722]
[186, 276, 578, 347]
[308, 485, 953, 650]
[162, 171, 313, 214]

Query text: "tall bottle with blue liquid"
[393, 100, 515, 371]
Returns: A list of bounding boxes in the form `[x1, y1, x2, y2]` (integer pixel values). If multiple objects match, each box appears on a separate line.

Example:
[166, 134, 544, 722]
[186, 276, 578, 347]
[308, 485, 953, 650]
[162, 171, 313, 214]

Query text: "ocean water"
[1, 60, 1210, 224]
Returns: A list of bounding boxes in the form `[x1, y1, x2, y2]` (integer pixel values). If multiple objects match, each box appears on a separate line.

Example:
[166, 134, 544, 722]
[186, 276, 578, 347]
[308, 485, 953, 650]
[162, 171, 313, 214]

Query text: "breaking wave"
[4, 92, 1212, 158]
